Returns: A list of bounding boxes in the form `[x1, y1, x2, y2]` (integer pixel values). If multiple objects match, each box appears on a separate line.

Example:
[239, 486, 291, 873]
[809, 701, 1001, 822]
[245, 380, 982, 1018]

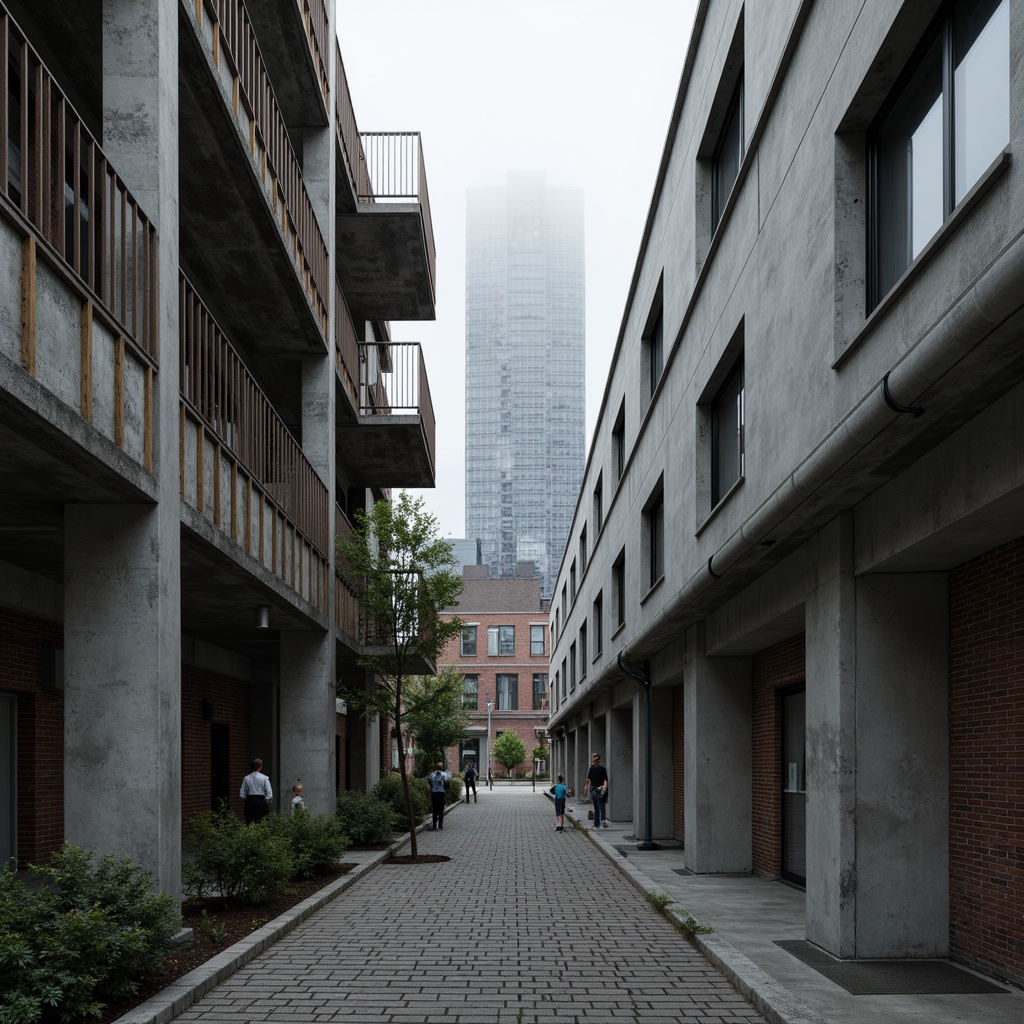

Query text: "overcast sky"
[337, 0, 699, 541]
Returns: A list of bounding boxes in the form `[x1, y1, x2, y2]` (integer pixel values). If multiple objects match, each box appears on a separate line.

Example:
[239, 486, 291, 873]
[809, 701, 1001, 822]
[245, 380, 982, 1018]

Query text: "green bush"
[183, 807, 293, 905]
[412, 749, 431, 779]
[445, 775, 464, 805]
[0, 843, 179, 1024]
[264, 811, 348, 879]
[335, 791, 397, 846]
[372, 773, 430, 825]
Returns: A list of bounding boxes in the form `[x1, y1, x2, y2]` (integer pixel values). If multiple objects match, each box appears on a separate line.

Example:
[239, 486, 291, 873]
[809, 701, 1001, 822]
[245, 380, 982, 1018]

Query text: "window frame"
[712, 71, 746, 232]
[612, 549, 626, 632]
[530, 624, 546, 656]
[612, 400, 626, 481]
[487, 624, 516, 657]
[532, 673, 548, 711]
[711, 357, 745, 507]
[461, 625, 477, 657]
[495, 673, 519, 711]
[462, 674, 479, 711]
[593, 590, 603, 655]
[644, 487, 665, 590]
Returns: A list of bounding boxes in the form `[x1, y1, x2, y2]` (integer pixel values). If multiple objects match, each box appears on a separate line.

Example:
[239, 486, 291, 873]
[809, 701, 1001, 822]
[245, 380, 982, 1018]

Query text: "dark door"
[211, 724, 230, 811]
[781, 686, 806, 885]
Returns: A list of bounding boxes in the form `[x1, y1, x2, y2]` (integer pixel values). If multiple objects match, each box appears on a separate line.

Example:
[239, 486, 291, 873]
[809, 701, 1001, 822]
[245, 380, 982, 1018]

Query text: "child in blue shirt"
[549, 774, 571, 831]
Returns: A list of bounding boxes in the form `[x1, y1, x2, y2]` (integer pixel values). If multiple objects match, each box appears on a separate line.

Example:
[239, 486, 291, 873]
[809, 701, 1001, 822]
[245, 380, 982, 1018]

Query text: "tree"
[493, 731, 527, 779]
[405, 666, 470, 767]
[336, 492, 463, 857]
[532, 746, 548, 763]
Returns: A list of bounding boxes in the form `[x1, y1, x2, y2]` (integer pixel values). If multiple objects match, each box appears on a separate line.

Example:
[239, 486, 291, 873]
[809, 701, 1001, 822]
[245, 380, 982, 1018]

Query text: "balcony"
[334, 46, 436, 322]
[335, 342, 436, 488]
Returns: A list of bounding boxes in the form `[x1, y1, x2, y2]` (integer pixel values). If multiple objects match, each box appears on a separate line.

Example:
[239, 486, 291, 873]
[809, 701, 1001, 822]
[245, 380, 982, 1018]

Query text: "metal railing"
[0, 7, 158, 361]
[179, 274, 329, 557]
[357, 132, 435, 289]
[198, 0, 328, 333]
[359, 341, 436, 474]
[334, 279, 358, 408]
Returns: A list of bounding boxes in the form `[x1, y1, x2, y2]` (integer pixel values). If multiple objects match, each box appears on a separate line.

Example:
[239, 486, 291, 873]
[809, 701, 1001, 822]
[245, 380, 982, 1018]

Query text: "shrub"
[445, 775, 464, 805]
[0, 843, 179, 1024]
[183, 807, 293, 905]
[264, 811, 348, 879]
[335, 791, 397, 846]
[372, 773, 430, 825]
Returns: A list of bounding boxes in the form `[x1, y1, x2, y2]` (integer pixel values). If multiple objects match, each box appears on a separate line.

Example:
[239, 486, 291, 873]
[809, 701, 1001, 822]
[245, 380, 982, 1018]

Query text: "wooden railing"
[179, 275, 330, 614]
[296, 0, 329, 113]
[195, 0, 328, 336]
[333, 42, 362, 200]
[334, 504, 360, 640]
[335, 279, 358, 409]
[0, 7, 158, 362]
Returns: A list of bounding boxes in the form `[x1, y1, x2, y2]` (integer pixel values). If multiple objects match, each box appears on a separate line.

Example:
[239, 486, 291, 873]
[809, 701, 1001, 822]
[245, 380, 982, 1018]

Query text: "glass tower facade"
[465, 171, 585, 599]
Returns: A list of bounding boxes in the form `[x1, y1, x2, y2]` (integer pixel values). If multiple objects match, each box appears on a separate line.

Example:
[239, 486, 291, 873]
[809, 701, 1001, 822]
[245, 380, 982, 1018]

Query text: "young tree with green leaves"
[493, 730, 527, 779]
[336, 492, 462, 857]
[405, 666, 470, 767]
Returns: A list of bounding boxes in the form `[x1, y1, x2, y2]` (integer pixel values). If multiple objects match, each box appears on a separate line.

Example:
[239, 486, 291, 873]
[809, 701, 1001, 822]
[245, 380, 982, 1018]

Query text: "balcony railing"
[334, 504, 360, 640]
[333, 42, 362, 201]
[360, 341, 436, 474]
[335, 278, 358, 409]
[180, 273, 329, 554]
[297, 0, 329, 113]
[357, 132, 436, 290]
[197, 0, 329, 335]
[0, 7, 158, 362]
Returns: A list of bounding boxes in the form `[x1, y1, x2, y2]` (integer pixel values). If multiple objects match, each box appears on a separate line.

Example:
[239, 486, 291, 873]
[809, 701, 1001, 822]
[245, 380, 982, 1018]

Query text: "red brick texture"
[672, 686, 684, 842]
[949, 538, 1024, 986]
[181, 665, 252, 829]
[0, 607, 65, 866]
[751, 633, 805, 878]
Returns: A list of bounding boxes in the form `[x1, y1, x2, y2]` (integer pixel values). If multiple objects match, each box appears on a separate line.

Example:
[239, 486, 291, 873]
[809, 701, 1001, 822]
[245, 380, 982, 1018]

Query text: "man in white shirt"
[240, 758, 273, 823]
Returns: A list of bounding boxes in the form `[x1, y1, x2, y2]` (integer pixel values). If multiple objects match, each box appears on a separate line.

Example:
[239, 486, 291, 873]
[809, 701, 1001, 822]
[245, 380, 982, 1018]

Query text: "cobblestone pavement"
[174, 786, 766, 1023]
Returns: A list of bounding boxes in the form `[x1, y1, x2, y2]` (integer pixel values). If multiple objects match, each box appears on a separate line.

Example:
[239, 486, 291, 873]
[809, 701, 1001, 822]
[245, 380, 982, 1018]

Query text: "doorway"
[210, 723, 230, 811]
[781, 686, 806, 885]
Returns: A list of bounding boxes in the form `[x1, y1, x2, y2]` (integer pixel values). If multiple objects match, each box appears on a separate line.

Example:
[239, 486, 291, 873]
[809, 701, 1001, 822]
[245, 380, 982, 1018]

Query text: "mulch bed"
[386, 854, 450, 864]
[89, 865, 354, 1024]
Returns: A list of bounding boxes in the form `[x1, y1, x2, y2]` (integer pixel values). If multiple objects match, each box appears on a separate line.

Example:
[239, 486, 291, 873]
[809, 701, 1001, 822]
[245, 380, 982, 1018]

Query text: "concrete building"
[547, 0, 1024, 988]
[464, 171, 585, 599]
[0, 0, 437, 895]
[440, 563, 550, 777]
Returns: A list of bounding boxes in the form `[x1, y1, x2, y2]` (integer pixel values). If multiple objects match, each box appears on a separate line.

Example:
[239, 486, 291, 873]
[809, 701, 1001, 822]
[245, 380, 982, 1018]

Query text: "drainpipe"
[618, 650, 653, 849]
[626, 225, 1024, 663]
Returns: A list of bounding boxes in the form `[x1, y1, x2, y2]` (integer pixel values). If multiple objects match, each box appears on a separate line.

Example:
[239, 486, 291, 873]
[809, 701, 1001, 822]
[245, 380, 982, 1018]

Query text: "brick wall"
[0, 607, 64, 866]
[672, 686, 684, 842]
[181, 665, 251, 829]
[751, 633, 804, 878]
[949, 538, 1024, 986]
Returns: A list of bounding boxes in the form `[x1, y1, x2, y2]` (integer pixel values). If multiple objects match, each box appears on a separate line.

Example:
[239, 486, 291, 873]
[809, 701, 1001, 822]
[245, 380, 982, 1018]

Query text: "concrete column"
[279, 632, 335, 816]
[249, 665, 279, 810]
[649, 687, 674, 838]
[62, 0, 182, 896]
[805, 516, 857, 956]
[852, 573, 949, 957]
[608, 707, 633, 823]
[683, 623, 752, 873]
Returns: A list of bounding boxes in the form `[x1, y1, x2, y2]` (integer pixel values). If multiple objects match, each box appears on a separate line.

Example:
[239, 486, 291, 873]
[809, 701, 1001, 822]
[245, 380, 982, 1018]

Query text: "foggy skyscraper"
[464, 171, 585, 598]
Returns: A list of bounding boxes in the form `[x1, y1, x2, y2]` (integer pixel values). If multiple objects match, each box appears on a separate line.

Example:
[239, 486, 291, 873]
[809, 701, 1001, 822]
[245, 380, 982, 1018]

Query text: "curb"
[112, 809, 457, 1024]
[582, 826, 829, 1024]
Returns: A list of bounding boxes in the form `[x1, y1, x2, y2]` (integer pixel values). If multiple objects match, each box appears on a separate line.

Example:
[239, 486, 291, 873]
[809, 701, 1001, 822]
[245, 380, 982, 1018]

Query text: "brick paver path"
[175, 786, 765, 1023]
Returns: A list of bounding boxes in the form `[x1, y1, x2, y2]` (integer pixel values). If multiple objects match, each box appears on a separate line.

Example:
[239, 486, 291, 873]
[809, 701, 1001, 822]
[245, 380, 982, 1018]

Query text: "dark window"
[569, 642, 577, 690]
[462, 674, 478, 710]
[646, 490, 665, 588]
[593, 591, 603, 654]
[580, 623, 588, 679]
[612, 550, 626, 630]
[612, 401, 626, 480]
[712, 72, 745, 231]
[496, 673, 518, 711]
[532, 673, 548, 711]
[570, 560, 577, 602]
[869, 0, 1008, 309]
[579, 524, 588, 574]
[530, 624, 545, 656]
[645, 305, 664, 398]
[461, 626, 477, 657]
[487, 625, 515, 656]
[712, 359, 744, 505]
[593, 475, 604, 533]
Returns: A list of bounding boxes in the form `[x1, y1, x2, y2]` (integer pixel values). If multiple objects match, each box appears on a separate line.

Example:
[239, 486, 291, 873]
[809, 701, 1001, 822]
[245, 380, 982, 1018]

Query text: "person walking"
[463, 761, 478, 803]
[426, 761, 451, 830]
[240, 758, 273, 823]
[549, 774, 571, 831]
[290, 783, 305, 814]
[583, 753, 609, 829]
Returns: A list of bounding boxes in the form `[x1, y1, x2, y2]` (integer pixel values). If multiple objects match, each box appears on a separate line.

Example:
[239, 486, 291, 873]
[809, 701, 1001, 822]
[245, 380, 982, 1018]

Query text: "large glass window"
[712, 359, 744, 505]
[496, 673, 518, 711]
[487, 625, 515, 656]
[870, 0, 1008, 307]
[712, 72, 745, 231]
[532, 673, 548, 711]
[462, 674, 479, 710]
[530, 624, 545, 656]
[461, 626, 477, 657]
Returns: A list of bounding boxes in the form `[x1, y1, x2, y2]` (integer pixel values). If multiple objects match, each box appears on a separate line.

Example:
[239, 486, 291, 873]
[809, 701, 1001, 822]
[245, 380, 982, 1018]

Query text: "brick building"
[0, 0, 437, 894]
[548, 0, 1024, 989]
[441, 564, 550, 778]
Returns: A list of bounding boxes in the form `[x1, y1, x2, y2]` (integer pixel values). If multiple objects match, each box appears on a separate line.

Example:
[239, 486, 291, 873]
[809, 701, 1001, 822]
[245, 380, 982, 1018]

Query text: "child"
[549, 774, 570, 831]
[290, 783, 305, 814]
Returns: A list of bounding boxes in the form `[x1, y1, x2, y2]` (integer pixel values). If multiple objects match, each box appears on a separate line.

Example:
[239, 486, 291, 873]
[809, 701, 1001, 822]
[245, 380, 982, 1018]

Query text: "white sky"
[336, 0, 699, 540]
